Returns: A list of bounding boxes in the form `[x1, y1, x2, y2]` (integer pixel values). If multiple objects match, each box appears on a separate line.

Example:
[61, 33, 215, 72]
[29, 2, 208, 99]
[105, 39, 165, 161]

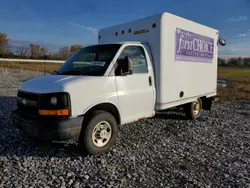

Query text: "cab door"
[114, 45, 155, 124]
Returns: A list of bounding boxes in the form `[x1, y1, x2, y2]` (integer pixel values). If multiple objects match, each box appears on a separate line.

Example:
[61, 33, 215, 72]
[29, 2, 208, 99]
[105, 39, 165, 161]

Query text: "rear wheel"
[184, 98, 202, 120]
[80, 110, 118, 155]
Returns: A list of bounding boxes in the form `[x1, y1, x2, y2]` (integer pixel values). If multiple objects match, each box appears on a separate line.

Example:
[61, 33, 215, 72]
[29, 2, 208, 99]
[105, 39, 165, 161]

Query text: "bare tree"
[58, 46, 70, 60]
[40, 47, 48, 58]
[227, 58, 239, 66]
[16, 46, 30, 58]
[29, 43, 41, 59]
[0, 32, 8, 55]
[70, 44, 84, 54]
[243, 58, 250, 67]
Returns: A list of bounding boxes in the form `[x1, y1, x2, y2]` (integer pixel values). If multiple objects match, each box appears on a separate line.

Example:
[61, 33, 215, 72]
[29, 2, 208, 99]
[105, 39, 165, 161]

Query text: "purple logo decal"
[175, 28, 214, 63]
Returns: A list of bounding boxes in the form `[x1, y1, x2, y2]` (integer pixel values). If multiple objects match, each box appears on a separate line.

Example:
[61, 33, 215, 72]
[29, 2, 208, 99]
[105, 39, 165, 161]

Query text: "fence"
[0, 58, 64, 64]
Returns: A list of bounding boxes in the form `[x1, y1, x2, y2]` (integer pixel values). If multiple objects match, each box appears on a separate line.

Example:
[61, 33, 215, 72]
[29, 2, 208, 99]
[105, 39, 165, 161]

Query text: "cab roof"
[86, 41, 144, 47]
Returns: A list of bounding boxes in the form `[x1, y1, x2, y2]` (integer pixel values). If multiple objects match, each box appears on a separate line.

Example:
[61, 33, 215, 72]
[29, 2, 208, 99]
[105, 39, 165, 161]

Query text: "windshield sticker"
[74, 61, 91, 65]
[91, 61, 106, 66]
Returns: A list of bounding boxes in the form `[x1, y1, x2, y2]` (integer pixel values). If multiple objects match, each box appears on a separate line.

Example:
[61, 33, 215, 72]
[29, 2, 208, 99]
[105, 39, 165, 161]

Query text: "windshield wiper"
[58, 70, 83, 75]
[56, 70, 103, 76]
[52, 70, 60, 75]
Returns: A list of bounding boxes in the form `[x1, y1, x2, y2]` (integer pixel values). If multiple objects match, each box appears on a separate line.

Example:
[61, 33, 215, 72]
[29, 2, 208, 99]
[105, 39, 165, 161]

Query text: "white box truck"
[12, 12, 226, 155]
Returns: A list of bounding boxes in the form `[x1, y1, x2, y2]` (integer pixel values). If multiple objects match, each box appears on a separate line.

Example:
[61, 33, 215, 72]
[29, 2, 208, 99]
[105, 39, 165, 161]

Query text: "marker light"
[39, 109, 69, 116]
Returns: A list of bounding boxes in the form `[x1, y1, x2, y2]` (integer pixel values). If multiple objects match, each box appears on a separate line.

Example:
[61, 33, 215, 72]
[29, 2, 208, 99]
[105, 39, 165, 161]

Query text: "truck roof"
[98, 41, 143, 45]
[99, 12, 218, 34]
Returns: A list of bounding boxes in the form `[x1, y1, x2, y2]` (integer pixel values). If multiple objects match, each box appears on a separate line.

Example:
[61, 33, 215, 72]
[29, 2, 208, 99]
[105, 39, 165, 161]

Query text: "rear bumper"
[12, 109, 84, 141]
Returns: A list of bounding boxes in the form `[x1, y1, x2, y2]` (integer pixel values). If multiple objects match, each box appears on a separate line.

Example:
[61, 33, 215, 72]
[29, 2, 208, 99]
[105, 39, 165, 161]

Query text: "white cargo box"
[99, 12, 219, 109]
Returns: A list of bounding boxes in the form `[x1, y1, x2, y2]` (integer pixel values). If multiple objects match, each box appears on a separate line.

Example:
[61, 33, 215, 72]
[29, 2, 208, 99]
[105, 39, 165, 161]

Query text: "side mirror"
[218, 38, 226, 46]
[117, 56, 134, 75]
[126, 56, 134, 74]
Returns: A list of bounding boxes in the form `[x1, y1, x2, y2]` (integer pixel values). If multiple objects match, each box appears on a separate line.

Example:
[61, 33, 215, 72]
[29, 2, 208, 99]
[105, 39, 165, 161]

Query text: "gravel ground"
[0, 68, 250, 188]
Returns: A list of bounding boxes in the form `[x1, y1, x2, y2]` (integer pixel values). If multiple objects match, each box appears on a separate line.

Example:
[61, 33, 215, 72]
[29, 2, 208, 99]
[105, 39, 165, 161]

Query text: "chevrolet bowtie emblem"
[22, 99, 27, 105]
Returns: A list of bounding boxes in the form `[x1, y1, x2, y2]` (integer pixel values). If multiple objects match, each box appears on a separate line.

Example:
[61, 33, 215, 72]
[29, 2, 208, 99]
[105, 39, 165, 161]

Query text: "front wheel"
[184, 98, 202, 120]
[81, 111, 118, 155]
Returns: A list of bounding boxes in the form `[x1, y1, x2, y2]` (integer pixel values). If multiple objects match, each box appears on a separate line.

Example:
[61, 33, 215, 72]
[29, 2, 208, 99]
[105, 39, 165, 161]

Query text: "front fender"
[82, 100, 120, 115]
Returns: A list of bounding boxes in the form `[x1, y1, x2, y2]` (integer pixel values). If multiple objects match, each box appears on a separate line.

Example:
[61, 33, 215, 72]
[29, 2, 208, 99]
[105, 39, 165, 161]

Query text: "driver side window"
[116, 46, 148, 74]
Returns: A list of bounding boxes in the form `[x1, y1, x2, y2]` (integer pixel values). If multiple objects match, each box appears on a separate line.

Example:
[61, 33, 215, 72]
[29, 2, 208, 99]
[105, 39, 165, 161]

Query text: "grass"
[0, 61, 61, 73]
[0, 62, 249, 102]
[218, 67, 250, 82]
[217, 67, 250, 102]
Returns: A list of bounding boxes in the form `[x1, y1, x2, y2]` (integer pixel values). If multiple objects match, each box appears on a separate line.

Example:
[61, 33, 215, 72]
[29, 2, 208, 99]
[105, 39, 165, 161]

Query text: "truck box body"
[99, 12, 219, 109]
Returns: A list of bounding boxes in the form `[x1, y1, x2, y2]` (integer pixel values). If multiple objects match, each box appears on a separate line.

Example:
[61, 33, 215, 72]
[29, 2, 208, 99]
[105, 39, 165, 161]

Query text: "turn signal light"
[39, 109, 69, 116]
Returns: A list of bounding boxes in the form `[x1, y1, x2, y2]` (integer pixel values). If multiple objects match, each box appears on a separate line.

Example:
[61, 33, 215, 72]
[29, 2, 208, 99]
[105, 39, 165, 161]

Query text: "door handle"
[149, 76, 152, 86]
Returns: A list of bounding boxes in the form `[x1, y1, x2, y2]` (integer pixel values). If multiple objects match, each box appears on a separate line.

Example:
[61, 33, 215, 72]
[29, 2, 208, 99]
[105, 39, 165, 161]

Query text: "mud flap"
[202, 97, 213, 110]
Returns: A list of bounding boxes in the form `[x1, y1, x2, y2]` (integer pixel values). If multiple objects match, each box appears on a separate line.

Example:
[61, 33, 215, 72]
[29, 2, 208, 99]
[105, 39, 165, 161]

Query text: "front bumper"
[12, 109, 84, 141]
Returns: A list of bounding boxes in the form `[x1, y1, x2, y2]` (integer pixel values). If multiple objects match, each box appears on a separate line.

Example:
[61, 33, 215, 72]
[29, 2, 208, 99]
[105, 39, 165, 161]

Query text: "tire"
[81, 110, 118, 155]
[184, 98, 202, 120]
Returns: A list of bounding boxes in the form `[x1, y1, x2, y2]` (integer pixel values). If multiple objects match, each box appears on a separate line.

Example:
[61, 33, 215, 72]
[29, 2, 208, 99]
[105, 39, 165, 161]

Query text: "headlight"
[38, 92, 71, 116]
[50, 96, 57, 105]
[39, 92, 70, 109]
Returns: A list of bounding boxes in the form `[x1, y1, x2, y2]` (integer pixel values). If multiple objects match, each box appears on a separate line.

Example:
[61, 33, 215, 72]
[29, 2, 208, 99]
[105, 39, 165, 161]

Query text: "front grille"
[17, 103, 38, 116]
[17, 90, 40, 116]
[17, 90, 40, 101]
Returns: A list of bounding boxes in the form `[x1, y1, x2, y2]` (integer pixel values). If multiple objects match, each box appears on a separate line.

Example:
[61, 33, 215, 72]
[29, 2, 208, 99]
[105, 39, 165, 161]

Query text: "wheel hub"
[193, 101, 200, 115]
[92, 121, 112, 147]
[97, 130, 106, 138]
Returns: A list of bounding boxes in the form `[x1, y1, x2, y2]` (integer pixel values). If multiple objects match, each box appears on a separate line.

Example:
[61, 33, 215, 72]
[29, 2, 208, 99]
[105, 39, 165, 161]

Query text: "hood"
[19, 74, 90, 93]
[19, 74, 118, 117]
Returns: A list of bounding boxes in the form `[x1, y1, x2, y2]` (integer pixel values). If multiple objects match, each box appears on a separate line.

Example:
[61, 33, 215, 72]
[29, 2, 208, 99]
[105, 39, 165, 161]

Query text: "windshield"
[56, 44, 121, 76]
